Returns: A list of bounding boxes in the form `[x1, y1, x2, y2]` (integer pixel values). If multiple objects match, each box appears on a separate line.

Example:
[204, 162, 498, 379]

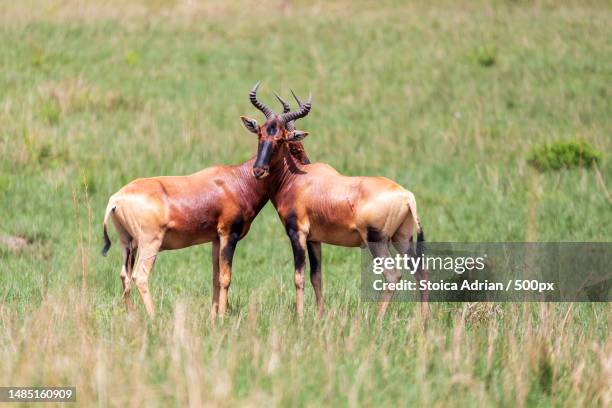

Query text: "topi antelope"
[102, 87, 310, 317]
[240, 84, 428, 318]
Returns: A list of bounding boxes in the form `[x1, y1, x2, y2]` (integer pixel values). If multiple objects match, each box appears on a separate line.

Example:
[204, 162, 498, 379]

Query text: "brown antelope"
[240, 84, 428, 318]
[101, 85, 310, 317]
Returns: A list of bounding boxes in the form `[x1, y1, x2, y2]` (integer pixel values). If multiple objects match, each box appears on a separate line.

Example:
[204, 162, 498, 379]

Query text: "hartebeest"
[102, 86, 310, 317]
[240, 84, 428, 318]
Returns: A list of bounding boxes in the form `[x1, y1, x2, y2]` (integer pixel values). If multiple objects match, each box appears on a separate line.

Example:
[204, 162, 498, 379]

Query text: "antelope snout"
[253, 167, 269, 179]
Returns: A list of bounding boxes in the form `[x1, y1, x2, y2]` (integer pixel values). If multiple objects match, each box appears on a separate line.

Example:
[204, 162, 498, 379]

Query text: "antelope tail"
[102, 201, 116, 257]
[406, 194, 425, 258]
[416, 223, 425, 259]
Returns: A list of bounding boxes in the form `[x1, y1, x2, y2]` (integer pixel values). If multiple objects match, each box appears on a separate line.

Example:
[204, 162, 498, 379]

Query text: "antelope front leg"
[217, 233, 238, 317]
[210, 238, 220, 318]
[287, 226, 307, 318]
[307, 241, 323, 317]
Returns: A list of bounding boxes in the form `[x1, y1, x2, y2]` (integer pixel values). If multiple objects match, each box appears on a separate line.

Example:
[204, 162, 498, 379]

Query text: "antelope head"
[240, 82, 312, 179]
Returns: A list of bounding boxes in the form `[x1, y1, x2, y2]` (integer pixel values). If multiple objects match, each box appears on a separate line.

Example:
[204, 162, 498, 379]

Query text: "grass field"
[0, 0, 611, 406]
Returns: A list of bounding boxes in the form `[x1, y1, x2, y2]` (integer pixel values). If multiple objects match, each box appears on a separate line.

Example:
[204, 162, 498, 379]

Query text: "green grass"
[0, 1, 611, 406]
[528, 139, 602, 171]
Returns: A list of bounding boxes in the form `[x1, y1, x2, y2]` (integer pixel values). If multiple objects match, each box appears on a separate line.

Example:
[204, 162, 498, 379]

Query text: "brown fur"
[243, 116, 428, 318]
[103, 147, 309, 318]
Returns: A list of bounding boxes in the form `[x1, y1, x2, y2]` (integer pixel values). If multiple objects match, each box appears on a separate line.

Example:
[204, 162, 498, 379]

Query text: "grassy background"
[0, 0, 610, 406]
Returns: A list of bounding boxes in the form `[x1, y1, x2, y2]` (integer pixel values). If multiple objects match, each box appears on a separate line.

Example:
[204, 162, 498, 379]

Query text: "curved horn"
[249, 81, 275, 119]
[281, 93, 312, 124]
[274, 92, 291, 113]
[290, 89, 303, 107]
[275, 92, 297, 131]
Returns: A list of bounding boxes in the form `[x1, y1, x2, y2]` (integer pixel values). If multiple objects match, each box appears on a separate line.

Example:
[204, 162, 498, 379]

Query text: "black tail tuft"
[416, 226, 425, 258]
[102, 224, 111, 256]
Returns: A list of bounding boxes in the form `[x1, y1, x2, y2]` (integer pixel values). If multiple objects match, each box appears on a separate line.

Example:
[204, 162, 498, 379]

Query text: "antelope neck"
[263, 144, 305, 206]
[233, 157, 269, 217]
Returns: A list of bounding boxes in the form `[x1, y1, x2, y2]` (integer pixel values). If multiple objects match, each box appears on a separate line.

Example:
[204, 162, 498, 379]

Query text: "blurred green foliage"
[529, 140, 602, 171]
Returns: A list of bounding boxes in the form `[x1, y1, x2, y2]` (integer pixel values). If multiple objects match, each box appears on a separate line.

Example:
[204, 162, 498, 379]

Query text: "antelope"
[240, 84, 428, 318]
[101, 86, 310, 317]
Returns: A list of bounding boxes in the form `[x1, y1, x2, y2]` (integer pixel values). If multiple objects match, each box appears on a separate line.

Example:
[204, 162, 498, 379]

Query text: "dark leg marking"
[285, 211, 305, 269]
[222, 217, 244, 266]
[130, 247, 137, 271]
[367, 226, 388, 258]
[367, 226, 385, 243]
[307, 240, 323, 315]
[307, 241, 321, 276]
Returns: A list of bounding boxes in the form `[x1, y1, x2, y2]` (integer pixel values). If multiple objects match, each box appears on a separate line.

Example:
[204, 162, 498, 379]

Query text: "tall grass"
[0, 0, 610, 406]
[1, 292, 609, 406]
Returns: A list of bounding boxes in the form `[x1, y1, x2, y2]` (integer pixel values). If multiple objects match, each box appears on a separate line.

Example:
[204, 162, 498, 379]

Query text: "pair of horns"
[249, 81, 312, 127]
[274, 90, 307, 131]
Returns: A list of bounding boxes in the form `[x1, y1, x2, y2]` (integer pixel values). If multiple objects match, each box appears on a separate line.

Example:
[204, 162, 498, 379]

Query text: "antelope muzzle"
[253, 166, 269, 179]
[253, 139, 273, 179]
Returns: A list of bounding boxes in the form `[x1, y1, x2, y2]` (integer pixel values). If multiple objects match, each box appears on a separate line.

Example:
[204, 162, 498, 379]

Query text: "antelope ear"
[240, 116, 258, 134]
[287, 130, 309, 142]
